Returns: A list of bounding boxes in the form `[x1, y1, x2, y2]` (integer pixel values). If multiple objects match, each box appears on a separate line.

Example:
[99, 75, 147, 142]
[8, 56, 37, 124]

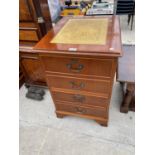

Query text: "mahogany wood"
[52, 91, 109, 108]
[19, 0, 52, 87]
[37, 0, 53, 31]
[33, 16, 122, 126]
[19, 0, 41, 44]
[40, 56, 114, 78]
[46, 74, 111, 94]
[19, 29, 40, 42]
[20, 46, 46, 86]
[19, 0, 52, 41]
[33, 16, 122, 57]
[55, 102, 108, 118]
[120, 83, 135, 113]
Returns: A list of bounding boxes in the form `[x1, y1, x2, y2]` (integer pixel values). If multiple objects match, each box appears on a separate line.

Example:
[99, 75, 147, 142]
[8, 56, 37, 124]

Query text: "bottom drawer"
[55, 102, 108, 118]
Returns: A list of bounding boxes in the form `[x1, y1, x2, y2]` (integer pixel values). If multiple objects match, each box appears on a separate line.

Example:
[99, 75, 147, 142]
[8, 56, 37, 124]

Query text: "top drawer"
[40, 56, 114, 78]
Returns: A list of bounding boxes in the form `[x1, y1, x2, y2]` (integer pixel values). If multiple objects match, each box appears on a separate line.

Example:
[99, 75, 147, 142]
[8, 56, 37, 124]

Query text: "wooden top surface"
[117, 45, 135, 83]
[34, 16, 122, 57]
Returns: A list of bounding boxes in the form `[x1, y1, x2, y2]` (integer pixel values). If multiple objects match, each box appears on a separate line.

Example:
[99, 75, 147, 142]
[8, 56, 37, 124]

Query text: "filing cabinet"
[33, 16, 122, 126]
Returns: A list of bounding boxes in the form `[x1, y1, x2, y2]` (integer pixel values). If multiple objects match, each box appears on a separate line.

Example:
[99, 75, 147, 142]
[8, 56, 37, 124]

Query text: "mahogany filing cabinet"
[34, 16, 122, 126]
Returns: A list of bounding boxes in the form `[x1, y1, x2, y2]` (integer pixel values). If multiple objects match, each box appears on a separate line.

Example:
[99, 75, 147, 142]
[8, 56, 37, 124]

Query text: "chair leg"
[131, 15, 134, 30]
[128, 14, 131, 25]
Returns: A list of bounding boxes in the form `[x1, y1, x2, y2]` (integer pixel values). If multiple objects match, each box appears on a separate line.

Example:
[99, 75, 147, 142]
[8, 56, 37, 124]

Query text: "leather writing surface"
[50, 18, 108, 45]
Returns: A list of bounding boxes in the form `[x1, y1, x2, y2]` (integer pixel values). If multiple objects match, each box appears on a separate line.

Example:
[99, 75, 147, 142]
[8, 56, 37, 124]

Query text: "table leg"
[120, 83, 135, 113]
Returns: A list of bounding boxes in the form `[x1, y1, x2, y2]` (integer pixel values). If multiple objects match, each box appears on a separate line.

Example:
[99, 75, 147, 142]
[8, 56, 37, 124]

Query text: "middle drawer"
[46, 74, 111, 95]
[52, 90, 109, 108]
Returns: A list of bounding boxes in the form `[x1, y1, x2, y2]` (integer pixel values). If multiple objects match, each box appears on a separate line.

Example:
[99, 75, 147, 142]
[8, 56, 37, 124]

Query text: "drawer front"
[52, 91, 109, 107]
[19, 30, 39, 42]
[56, 103, 107, 118]
[47, 75, 111, 94]
[41, 56, 113, 77]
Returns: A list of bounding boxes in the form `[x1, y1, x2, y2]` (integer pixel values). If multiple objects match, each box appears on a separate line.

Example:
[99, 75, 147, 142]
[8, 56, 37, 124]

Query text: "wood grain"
[46, 74, 111, 94]
[40, 56, 114, 78]
[34, 16, 122, 126]
[19, 0, 52, 87]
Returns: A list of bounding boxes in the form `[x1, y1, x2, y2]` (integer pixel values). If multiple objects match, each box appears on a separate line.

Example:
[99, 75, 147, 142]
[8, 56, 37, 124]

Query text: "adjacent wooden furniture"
[117, 45, 135, 113]
[33, 16, 122, 126]
[120, 82, 135, 113]
[19, 0, 52, 44]
[19, 0, 52, 87]
[20, 45, 46, 86]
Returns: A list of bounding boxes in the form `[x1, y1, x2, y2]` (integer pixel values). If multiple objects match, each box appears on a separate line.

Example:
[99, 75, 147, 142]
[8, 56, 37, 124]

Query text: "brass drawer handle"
[73, 94, 85, 102]
[69, 81, 85, 89]
[66, 59, 84, 73]
[75, 107, 86, 114]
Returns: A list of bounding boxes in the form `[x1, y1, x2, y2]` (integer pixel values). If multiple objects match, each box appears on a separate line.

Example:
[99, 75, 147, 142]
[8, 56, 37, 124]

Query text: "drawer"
[52, 91, 109, 107]
[47, 75, 111, 94]
[41, 56, 113, 78]
[56, 102, 108, 118]
[19, 29, 39, 42]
